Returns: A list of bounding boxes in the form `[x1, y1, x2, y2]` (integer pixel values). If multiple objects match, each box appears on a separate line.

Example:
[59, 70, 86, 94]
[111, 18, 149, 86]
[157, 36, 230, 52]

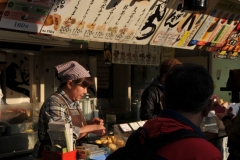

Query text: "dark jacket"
[222, 106, 240, 159]
[143, 109, 222, 160]
[140, 76, 163, 120]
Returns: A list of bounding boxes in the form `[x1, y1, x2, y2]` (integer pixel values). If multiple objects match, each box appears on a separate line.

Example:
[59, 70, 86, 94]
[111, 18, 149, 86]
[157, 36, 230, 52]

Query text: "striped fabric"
[32, 87, 81, 158]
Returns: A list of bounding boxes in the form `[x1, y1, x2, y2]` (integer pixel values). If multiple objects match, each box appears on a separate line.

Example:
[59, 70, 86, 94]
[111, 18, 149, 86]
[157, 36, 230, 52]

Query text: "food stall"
[0, 0, 240, 159]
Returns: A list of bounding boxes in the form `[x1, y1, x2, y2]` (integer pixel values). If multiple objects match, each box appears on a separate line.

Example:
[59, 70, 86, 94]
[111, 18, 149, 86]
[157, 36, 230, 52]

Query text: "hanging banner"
[0, 0, 53, 33]
[53, 0, 175, 45]
[130, 0, 175, 45]
[41, 0, 71, 35]
[161, 47, 175, 62]
[189, 0, 237, 48]
[150, 0, 219, 50]
[214, 23, 240, 60]
[194, 0, 233, 46]
[0, 2, 7, 21]
[111, 43, 160, 65]
[103, 42, 112, 64]
[210, 5, 240, 48]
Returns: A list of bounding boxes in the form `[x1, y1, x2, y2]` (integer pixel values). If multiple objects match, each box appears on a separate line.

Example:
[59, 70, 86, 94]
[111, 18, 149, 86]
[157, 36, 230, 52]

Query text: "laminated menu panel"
[210, 4, 240, 48]
[111, 43, 161, 65]
[0, 0, 53, 33]
[150, 0, 219, 50]
[41, 0, 71, 35]
[189, 0, 234, 48]
[53, 0, 175, 45]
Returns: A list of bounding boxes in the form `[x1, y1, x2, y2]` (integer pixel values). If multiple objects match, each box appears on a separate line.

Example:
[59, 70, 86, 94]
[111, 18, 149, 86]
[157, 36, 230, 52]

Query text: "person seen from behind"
[142, 63, 222, 159]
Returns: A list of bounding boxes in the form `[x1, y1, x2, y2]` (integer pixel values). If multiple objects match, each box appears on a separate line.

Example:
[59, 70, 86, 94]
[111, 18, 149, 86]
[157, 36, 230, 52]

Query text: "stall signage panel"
[150, 0, 219, 50]
[213, 23, 240, 60]
[0, 0, 53, 33]
[41, 0, 71, 35]
[207, 2, 240, 49]
[130, 0, 175, 45]
[188, 0, 234, 49]
[0, 3, 7, 21]
[54, 0, 96, 39]
[111, 43, 160, 65]
[53, 0, 170, 45]
[172, 0, 220, 49]
[161, 47, 175, 62]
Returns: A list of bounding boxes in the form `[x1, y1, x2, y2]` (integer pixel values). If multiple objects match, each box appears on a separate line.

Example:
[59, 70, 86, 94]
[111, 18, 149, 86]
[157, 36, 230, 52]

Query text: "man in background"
[107, 63, 222, 160]
[140, 58, 182, 120]
[143, 63, 222, 159]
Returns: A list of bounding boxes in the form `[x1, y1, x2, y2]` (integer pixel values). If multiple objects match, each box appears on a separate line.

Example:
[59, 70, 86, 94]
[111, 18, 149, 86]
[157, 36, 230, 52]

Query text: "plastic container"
[42, 150, 77, 160]
[202, 116, 218, 133]
[113, 125, 127, 149]
[82, 143, 99, 150]
[88, 148, 106, 158]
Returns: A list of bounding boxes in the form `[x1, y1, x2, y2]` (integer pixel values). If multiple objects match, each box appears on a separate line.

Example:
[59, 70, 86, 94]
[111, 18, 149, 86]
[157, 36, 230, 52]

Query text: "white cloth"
[228, 103, 240, 118]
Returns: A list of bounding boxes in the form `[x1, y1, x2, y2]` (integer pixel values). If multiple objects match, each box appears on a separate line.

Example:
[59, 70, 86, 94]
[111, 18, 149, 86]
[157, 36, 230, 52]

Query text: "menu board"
[137, 121, 146, 127]
[53, 0, 175, 45]
[161, 47, 175, 62]
[0, 0, 53, 33]
[150, 0, 219, 49]
[129, 122, 140, 131]
[0, 3, 7, 21]
[111, 43, 160, 65]
[195, 3, 233, 46]
[189, 0, 235, 48]
[129, 0, 175, 45]
[214, 23, 240, 60]
[41, 0, 71, 35]
[119, 123, 132, 133]
[210, 5, 240, 48]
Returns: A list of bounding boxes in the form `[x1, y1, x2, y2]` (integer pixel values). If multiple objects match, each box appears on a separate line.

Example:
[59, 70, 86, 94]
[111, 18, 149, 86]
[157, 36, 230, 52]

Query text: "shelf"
[220, 87, 240, 91]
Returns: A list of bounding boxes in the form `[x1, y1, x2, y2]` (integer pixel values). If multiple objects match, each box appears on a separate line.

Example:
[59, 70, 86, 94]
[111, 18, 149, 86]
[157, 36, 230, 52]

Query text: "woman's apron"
[34, 94, 88, 158]
[54, 94, 87, 145]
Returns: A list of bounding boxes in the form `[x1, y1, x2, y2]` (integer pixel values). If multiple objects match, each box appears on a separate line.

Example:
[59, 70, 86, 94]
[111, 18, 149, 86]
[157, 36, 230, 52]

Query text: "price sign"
[129, 122, 140, 130]
[119, 123, 132, 132]
[0, 0, 53, 33]
[137, 121, 146, 127]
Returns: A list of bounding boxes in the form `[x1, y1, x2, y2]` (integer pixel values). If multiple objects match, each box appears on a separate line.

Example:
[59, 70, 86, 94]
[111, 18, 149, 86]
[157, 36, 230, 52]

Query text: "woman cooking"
[32, 61, 106, 159]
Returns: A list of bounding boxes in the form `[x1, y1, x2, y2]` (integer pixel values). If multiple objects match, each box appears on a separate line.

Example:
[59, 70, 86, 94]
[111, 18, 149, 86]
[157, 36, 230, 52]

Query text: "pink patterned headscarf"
[55, 61, 90, 83]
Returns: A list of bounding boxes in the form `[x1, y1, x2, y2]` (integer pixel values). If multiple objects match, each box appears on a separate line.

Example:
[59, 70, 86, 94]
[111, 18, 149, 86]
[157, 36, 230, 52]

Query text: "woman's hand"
[78, 123, 106, 138]
[92, 129, 106, 136]
[88, 118, 104, 125]
[78, 133, 87, 139]
[92, 123, 106, 136]
[94, 123, 106, 131]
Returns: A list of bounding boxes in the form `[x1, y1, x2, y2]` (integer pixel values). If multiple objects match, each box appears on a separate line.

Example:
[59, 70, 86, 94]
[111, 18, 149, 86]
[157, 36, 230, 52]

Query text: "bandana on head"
[55, 61, 90, 83]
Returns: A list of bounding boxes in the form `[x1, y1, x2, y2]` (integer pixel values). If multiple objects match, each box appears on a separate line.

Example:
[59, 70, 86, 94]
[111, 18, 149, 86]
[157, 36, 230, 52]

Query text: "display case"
[0, 102, 42, 134]
[0, 102, 43, 158]
[113, 121, 147, 150]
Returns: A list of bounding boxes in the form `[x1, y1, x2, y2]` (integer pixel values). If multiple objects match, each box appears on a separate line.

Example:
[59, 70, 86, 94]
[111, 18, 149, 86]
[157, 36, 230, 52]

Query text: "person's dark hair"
[73, 77, 94, 88]
[164, 63, 214, 113]
[59, 77, 94, 88]
[159, 58, 182, 80]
